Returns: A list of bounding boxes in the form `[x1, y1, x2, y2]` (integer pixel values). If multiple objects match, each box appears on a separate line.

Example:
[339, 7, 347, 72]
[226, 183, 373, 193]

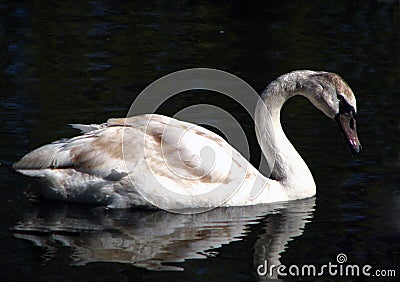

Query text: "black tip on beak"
[352, 142, 362, 154]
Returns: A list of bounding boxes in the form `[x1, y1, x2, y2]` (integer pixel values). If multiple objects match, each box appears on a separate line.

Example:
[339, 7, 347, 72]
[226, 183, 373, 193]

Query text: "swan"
[13, 70, 361, 210]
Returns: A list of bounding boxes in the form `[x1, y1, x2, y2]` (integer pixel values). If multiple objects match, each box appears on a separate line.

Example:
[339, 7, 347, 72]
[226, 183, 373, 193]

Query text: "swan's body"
[13, 70, 361, 209]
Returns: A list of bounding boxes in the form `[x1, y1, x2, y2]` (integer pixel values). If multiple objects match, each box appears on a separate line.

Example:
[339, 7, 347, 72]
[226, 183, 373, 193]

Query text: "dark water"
[1, 1, 399, 281]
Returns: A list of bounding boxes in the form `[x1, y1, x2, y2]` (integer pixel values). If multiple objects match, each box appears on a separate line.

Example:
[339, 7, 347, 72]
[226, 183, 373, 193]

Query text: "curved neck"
[255, 71, 316, 199]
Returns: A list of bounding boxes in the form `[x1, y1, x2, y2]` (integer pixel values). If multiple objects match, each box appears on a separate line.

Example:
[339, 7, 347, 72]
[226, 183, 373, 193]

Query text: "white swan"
[13, 70, 361, 209]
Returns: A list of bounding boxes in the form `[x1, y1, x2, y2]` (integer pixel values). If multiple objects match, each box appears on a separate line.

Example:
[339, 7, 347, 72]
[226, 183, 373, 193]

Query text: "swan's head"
[301, 71, 361, 154]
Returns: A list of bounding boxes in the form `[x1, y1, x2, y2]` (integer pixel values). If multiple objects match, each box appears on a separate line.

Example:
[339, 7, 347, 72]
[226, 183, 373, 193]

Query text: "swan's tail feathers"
[13, 125, 127, 179]
[13, 123, 107, 176]
[13, 142, 73, 176]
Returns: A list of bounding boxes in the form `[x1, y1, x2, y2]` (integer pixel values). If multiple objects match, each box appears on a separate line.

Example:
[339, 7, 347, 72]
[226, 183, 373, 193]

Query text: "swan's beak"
[335, 111, 361, 154]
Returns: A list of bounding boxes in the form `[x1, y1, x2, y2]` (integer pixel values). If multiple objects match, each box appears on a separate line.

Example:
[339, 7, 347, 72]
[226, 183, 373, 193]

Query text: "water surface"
[1, 1, 399, 281]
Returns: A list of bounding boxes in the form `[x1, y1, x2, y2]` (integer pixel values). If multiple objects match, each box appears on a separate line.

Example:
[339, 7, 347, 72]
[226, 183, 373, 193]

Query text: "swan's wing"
[13, 114, 235, 183]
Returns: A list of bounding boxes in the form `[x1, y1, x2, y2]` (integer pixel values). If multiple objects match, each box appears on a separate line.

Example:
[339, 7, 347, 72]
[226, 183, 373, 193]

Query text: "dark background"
[0, 1, 399, 281]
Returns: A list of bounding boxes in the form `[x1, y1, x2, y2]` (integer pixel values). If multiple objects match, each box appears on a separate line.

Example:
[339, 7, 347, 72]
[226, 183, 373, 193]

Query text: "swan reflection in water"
[12, 197, 315, 275]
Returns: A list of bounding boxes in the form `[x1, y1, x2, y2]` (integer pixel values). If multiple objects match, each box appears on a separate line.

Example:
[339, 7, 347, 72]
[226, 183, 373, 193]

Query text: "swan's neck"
[255, 71, 316, 200]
